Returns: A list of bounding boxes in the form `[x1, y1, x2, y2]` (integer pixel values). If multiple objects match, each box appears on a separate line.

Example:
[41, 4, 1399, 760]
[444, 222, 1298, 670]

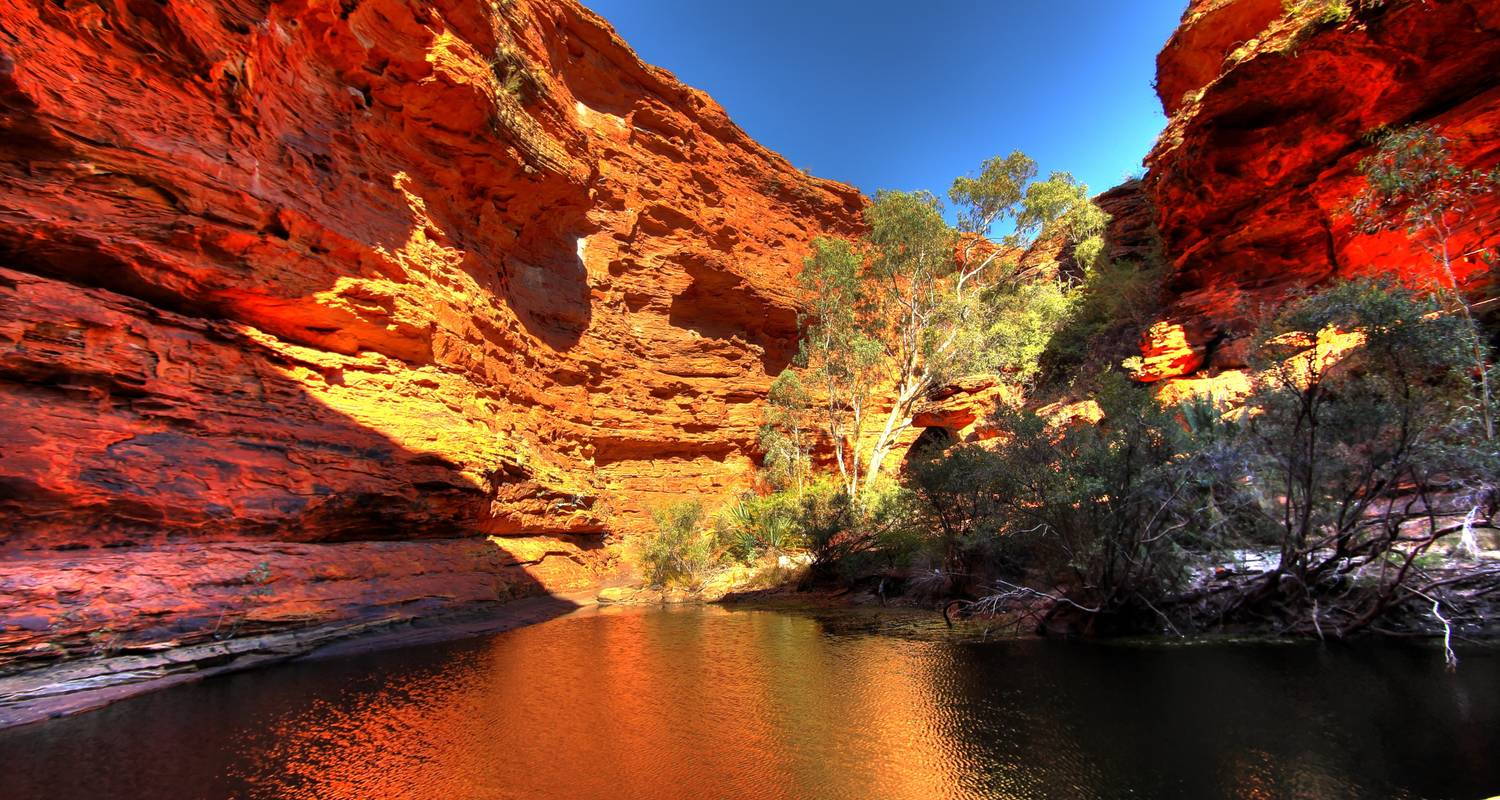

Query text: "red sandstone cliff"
[5, 0, 1498, 690]
[1140, 0, 1500, 382]
[0, 0, 862, 668]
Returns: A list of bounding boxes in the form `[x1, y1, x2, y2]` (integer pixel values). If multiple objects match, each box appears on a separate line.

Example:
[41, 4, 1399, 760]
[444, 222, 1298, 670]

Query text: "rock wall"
[1140, 0, 1500, 382]
[0, 0, 862, 667]
[6, 0, 1497, 675]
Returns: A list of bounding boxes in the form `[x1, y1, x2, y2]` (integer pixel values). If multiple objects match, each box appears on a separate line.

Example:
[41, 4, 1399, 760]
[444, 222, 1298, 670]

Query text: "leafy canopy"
[1351, 124, 1500, 246]
[788, 151, 1110, 501]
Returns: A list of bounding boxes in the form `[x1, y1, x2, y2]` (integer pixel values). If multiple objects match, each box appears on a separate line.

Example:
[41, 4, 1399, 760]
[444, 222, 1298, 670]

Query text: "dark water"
[1, 605, 1497, 800]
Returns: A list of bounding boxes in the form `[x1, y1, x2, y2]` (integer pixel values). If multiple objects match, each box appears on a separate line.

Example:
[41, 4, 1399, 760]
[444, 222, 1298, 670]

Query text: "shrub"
[1282, 0, 1352, 25]
[1040, 255, 1165, 384]
[915, 278, 1493, 637]
[833, 482, 926, 582]
[491, 43, 540, 104]
[786, 478, 925, 585]
[973, 276, 1074, 385]
[638, 500, 714, 588]
[911, 374, 1264, 613]
[713, 491, 806, 561]
[798, 481, 860, 582]
[1241, 278, 1474, 584]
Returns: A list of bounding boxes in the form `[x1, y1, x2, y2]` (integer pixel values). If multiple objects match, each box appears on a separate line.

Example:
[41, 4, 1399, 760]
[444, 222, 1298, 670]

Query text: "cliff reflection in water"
[233, 607, 984, 799]
[2, 604, 1498, 800]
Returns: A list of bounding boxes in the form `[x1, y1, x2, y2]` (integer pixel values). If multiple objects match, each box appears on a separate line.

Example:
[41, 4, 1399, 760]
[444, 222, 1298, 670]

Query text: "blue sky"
[586, 0, 1187, 204]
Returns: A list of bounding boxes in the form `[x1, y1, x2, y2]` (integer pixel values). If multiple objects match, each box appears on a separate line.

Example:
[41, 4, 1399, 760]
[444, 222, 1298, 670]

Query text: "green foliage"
[949, 151, 1035, 238]
[1351, 125, 1500, 243]
[245, 561, 275, 598]
[704, 475, 924, 588]
[1019, 172, 1110, 271]
[910, 375, 1256, 605]
[791, 152, 1110, 501]
[971, 277, 1074, 383]
[1350, 124, 1499, 439]
[1040, 255, 1166, 383]
[797, 478, 923, 584]
[826, 482, 926, 583]
[758, 370, 813, 491]
[867, 190, 957, 285]
[909, 278, 1490, 633]
[796, 237, 885, 495]
[795, 480, 860, 579]
[638, 501, 714, 588]
[672, 265, 1496, 625]
[865, 188, 969, 384]
[1281, 0, 1384, 26]
[949, 153, 1107, 270]
[713, 490, 807, 561]
[1279, 0, 1384, 54]
[1286, 0, 1352, 24]
[1244, 278, 1474, 573]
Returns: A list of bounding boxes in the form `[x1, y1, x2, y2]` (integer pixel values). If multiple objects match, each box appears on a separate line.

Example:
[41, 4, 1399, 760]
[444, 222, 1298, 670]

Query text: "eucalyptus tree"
[789, 152, 1108, 503]
[1350, 125, 1500, 439]
[794, 237, 884, 498]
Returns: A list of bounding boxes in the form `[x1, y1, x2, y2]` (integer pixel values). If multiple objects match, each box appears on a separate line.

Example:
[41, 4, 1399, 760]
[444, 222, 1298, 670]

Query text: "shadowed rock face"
[0, 0, 866, 547]
[0, 0, 863, 666]
[1142, 0, 1500, 381]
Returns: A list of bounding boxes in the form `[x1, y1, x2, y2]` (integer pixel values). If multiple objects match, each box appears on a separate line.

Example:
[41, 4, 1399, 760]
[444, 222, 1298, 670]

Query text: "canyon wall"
[4, 0, 1498, 677]
[0, 0, 862, 667]
[1139, 0, 1500, 384]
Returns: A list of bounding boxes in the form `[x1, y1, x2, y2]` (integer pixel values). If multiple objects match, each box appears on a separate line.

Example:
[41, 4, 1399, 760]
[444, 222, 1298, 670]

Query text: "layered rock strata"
[1141, 0, 1500, 383]
[0, 0, 862, 672]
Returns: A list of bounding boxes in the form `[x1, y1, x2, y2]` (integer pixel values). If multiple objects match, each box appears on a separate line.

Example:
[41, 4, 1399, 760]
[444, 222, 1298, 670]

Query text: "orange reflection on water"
[232, 606, 997, 800]
[7, 605, 1493, 799]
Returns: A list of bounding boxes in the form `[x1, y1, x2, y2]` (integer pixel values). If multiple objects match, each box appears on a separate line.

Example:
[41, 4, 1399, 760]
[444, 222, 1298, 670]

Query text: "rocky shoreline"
[0, 588, 603, 730]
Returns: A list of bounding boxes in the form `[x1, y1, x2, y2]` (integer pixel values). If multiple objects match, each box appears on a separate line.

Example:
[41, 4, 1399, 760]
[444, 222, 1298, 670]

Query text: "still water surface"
[1, 604, 1497, 800]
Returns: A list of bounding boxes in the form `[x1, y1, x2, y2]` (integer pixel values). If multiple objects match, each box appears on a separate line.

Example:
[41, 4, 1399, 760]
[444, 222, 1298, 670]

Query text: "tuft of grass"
[490, 42, 540, 105]
[1282, 0, 1351, 24]
[713, 492, 809, 562]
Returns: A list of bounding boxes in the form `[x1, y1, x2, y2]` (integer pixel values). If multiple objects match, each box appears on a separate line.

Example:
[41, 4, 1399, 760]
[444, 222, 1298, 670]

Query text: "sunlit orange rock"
[1155, 0, 1285, 118]
[0, 0, 863, 667]
[1151, 325, 1365, 412]
[1036, 399, 1105, 431]
[1132, 321, 1207, 382]
[910, 375, 1015, 441]
[1143, 0, 1500, 384]
[1154, 369, 1253, 409]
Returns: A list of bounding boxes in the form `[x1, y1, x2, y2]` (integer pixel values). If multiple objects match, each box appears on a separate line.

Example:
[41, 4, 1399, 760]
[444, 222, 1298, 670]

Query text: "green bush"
[910, 373, 1263, 608]
[972, 277, 1075, 384]
[1282, 0, 1354, 25]
[491, 43, 540, 103]
[1039, 255, 1165, 385]
[713, 491, 806, 561]
[707, 476, 925, 587]
[638, 500, 714, 588]
[795, 478, 926, 584]
[912, 278, 1491, 635]
[828, 482, 926, 583]
[1242, 278, 1473, 580]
